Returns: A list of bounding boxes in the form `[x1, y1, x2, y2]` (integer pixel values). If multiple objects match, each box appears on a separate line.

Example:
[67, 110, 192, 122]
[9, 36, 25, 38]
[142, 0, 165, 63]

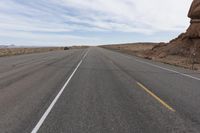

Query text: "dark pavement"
[1, 47, 200, 133]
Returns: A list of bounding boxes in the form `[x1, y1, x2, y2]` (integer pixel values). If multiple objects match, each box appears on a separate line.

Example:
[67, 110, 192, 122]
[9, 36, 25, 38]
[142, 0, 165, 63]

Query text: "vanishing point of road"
[1, 47, 200, 133]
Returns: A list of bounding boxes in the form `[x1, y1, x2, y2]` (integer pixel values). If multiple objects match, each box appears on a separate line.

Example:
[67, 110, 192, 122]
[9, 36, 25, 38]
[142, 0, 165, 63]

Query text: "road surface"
[1, 47, 200, 133]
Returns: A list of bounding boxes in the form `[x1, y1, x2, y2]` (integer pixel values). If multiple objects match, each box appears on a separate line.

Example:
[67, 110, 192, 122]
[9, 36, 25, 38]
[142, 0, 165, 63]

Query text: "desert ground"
[101, 43, 200, 71]
[0, 47, 67, 57]
[0, 45, 91, 57]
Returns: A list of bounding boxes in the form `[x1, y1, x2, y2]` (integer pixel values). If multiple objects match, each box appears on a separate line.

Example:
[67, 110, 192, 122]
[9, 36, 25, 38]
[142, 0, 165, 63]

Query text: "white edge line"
[134, 58, 200, 81]
[31, 50, 88, 133]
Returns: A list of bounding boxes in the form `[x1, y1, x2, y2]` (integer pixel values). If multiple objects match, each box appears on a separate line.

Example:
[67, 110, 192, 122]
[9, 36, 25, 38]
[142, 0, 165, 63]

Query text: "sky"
[0, 0, 193, 46]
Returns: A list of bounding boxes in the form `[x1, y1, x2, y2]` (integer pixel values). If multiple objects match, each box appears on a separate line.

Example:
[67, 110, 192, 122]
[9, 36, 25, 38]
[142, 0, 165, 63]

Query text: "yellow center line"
[136, 82, 176, 112]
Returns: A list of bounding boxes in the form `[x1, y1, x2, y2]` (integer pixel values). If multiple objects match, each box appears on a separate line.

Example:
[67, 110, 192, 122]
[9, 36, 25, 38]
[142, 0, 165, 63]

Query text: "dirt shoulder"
[100, 43, 200, 71]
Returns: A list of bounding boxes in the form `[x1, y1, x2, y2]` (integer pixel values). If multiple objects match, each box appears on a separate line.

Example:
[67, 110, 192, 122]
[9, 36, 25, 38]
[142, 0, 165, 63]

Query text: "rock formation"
[186, 0, 200, 39]
[188, 0, 200, 20]
[148, 0, 200, 60]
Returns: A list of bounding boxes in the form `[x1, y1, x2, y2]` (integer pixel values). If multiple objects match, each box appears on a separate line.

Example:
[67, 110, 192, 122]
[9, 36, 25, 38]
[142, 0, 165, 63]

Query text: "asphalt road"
[1, 47, 200, 133]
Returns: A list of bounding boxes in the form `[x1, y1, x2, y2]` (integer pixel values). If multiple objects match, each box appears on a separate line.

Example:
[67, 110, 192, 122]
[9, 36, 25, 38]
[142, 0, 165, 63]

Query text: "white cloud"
[58, 0, 192, 32]
[0, 0, 193, 46]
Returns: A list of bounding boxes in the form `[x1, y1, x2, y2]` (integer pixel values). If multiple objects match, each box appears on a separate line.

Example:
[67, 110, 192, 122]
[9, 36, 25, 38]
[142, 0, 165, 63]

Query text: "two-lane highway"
[1, 47, 200, 132]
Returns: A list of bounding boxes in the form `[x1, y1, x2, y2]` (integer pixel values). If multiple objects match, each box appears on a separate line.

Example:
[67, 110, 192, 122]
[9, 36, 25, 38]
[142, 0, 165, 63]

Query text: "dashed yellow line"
[137, 82, 176, 112]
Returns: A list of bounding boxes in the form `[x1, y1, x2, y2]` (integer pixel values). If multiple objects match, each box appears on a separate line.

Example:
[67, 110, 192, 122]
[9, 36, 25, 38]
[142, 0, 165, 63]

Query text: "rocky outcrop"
[186, 0, 200, 38]
[188, 0, 200, 20]
[148, 0, 200, 60]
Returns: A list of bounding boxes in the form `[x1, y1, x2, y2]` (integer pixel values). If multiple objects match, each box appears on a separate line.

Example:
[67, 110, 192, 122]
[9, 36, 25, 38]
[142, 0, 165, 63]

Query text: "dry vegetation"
[0, 45, 90, 57]
[101, 43, 155, 57]
[0, 47, 66, 57]
[69, 46, 89, 49]
[101, 43, 155, 54]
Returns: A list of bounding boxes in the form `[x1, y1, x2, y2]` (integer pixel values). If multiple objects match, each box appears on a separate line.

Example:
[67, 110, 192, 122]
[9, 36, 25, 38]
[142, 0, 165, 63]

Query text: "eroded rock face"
[186, 0, 200, 38]
[186, 23, 200, 38]
[188, 0, 200, 19]
[147, 0, 200, 59]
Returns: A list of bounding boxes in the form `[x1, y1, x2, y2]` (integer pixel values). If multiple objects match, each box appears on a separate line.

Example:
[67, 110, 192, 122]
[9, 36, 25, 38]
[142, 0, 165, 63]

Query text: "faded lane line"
[133, 58, 200, 81]
[137, 82, 176, 112]
[83, 49, 89, 59]
[31, 50, 88, 133]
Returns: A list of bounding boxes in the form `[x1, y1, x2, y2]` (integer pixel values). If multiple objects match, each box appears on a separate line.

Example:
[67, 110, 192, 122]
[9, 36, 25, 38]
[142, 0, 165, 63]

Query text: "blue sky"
[0, 0, 193, 46]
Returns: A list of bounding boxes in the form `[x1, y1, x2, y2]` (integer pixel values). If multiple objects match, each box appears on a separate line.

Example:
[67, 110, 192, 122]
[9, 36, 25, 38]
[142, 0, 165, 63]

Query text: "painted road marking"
[134, 58, 200, 81]
[137, 82, 176, 112]
[31, 50, 88, 133]
[83, 50, 89, 59]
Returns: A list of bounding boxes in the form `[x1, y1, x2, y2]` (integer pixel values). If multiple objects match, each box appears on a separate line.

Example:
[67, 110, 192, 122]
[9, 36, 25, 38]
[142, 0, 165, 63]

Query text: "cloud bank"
[0, 0, 193, 46]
